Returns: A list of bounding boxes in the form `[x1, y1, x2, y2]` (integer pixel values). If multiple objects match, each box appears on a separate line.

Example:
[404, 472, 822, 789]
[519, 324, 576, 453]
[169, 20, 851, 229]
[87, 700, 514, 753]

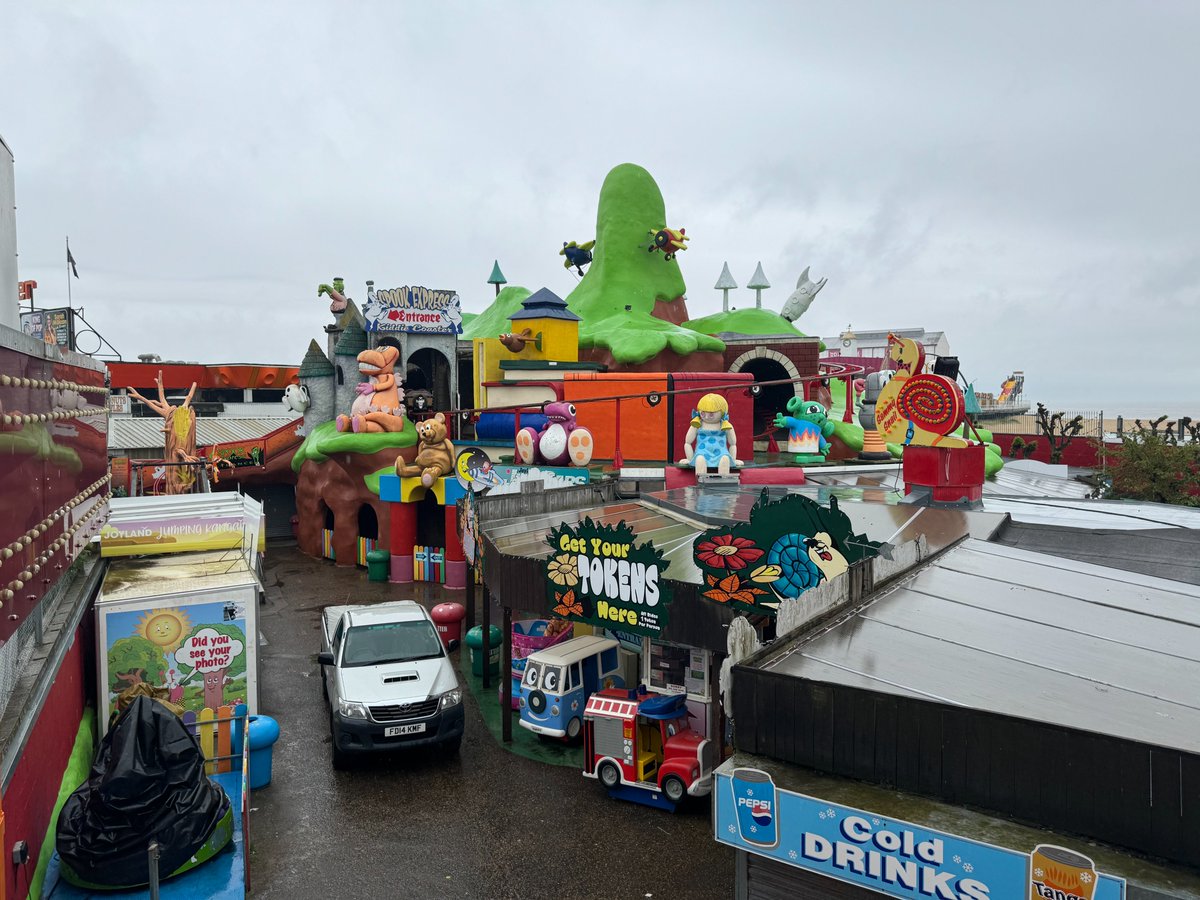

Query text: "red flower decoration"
[695, 534, 764, 570]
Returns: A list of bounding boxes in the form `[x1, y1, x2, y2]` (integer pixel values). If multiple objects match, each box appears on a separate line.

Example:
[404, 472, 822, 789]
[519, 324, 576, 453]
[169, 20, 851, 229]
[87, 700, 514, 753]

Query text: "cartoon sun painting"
[136, 607, 191, 653]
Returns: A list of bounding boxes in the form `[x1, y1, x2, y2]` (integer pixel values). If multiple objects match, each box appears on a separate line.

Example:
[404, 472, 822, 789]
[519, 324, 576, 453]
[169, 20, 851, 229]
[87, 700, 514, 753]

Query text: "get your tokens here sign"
[714, 767, 1125, 900]
[544, 518, 672, 638]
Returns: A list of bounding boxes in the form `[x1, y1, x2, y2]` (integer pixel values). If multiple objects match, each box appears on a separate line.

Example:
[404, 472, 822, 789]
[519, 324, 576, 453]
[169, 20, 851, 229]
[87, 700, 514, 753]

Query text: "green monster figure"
[773, 399, 835, 464]
[318, 277, 349, 314]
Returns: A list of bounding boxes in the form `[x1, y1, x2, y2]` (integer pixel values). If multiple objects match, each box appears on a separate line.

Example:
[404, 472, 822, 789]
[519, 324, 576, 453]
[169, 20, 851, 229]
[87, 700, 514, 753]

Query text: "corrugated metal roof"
[108, 416, 298, 451]
[676, 473, 1200, 532]
[760, 538, 1200, 753]
[803, 461, 1094, 500]
[996, 521, 1200, 584]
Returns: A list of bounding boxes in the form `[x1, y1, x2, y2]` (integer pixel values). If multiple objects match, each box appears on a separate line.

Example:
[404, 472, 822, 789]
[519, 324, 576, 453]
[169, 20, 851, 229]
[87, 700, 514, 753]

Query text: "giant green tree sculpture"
[565, 164, 725, 368]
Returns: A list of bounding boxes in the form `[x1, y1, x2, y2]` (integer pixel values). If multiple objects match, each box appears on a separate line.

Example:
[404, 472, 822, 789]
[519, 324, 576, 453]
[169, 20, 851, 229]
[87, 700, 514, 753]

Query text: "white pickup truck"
[319, 601, 464, 769]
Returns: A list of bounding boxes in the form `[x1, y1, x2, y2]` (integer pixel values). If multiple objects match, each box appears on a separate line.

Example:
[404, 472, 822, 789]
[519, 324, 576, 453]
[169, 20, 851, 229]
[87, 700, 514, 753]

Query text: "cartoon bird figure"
[874, 333, 971, 448]
[645, 227, 689, 261]
[498, 327, 541, 354]
[560, 240, 595, 276]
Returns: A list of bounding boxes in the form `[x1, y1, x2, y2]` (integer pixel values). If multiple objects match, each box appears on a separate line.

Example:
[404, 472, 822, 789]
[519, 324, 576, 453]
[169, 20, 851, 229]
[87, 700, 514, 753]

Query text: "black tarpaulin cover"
[56, 696, 230, 887]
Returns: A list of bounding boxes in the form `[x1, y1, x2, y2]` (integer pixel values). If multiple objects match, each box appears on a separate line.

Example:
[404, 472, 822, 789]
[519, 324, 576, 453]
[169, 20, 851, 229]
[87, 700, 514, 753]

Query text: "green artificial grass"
[459, 286, 533, 340]
[291, 418, 418, 472]
[28, 707, 96, 900]
[458, 652, 582, 769]
[565, 163, 724, 365]
[685, 307, 814, 339]
[364, 466, 393, 496]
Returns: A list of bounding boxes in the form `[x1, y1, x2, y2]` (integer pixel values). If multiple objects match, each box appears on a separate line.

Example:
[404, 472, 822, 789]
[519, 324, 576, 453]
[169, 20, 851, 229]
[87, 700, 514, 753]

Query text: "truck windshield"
[341, 621, 443, 667]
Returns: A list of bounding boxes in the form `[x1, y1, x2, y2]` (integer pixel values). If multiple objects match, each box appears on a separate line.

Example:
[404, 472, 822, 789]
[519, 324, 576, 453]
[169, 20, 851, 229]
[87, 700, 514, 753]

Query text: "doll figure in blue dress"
[679, 393, 742, 476]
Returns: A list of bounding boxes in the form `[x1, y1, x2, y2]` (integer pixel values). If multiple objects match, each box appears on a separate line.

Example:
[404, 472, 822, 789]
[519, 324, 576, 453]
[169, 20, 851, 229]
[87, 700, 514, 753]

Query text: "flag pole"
[66, 236, 74, 350]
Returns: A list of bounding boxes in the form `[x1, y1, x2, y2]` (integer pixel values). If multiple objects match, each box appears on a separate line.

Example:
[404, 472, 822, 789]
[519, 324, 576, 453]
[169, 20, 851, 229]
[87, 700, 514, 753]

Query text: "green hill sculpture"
[564, 164, 725, 368]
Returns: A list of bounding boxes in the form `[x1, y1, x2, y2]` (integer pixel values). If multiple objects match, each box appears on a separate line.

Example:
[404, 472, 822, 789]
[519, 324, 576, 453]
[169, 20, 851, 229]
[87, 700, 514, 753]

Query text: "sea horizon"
[1039, 401, 1198, 419]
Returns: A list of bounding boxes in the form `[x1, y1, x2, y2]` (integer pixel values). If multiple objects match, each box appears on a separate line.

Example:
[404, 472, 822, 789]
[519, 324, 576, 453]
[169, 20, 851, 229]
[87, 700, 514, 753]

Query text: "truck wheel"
[598, 761, 621, 789]
[330, 713, 350, 771]
[565, 717, 581, 740]
[663, 774, 686, 804]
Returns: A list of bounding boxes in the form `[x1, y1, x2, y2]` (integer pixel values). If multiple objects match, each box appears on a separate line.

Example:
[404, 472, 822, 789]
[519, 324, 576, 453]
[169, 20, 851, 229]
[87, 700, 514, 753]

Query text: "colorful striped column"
[444, 504, 466, 590]
[388, 501, 417, 584]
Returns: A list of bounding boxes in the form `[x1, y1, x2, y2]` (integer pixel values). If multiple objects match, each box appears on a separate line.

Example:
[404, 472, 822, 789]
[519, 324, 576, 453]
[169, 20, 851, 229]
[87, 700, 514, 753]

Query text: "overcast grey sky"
[4, 2, 1198, 408]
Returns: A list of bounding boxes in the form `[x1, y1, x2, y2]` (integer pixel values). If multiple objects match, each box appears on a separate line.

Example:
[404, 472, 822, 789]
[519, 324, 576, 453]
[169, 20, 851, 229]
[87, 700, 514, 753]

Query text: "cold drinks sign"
[544, 518, 672, 637]
[714, 766, 1125, 899]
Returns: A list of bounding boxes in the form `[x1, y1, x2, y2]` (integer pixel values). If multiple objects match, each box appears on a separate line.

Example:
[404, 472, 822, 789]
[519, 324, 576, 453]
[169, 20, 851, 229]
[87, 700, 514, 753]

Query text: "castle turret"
[298, 339, 335, 434]
[333, 314, 368, 417]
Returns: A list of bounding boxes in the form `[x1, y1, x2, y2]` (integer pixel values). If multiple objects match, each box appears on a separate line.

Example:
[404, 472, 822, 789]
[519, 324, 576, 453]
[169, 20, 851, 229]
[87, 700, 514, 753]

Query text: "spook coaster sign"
[545, 518, 673, 638]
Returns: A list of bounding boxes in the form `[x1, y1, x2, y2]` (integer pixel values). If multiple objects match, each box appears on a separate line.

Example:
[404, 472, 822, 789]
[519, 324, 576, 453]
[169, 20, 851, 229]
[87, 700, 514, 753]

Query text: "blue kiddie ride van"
[518, 635, 623, 740]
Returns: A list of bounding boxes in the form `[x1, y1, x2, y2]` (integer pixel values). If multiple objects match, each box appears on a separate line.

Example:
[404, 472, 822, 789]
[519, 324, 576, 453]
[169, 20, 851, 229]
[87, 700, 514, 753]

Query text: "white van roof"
[528, 634, 618, 666]
[345, 601, 431, 627]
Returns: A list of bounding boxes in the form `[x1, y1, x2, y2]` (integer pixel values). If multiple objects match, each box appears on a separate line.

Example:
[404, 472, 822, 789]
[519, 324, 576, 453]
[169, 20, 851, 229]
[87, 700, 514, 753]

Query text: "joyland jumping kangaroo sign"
[545, 518, 673, 638]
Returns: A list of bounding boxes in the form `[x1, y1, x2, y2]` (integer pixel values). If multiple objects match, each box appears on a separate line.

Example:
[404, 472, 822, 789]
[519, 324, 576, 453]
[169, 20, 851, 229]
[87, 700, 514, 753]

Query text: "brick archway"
[730, 348, 803, 438]
[730, 348, 803, 395]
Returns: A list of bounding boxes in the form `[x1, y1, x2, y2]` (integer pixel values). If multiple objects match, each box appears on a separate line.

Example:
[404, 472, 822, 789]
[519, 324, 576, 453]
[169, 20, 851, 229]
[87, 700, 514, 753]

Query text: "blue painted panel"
[378, 474, 402, 502]
[44, 773, 245, 900]
[713, 767, 1125, 900]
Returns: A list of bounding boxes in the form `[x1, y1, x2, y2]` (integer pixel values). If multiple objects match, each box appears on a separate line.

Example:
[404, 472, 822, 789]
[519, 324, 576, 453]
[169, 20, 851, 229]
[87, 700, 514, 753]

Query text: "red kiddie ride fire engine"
[582, 686, 714, 811]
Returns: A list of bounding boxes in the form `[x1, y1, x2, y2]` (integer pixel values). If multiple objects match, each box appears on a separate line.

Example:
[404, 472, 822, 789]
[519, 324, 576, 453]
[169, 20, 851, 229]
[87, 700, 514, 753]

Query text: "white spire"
[747, 262, 770, 308]
[714, 262, 737, 312]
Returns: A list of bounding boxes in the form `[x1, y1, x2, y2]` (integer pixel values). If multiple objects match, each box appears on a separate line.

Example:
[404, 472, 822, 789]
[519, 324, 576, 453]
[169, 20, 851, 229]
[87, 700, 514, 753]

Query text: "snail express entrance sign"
[544, 518, 673, 638]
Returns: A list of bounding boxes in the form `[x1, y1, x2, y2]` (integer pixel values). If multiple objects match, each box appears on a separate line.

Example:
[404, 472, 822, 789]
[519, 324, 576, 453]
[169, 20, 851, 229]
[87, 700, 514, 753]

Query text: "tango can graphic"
[731, 767, 779, 848]
[1029, 845, 1098, 900]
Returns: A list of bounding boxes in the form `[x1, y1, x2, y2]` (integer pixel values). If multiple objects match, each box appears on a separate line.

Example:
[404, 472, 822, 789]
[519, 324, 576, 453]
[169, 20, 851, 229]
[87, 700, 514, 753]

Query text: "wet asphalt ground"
[250, 545, 734, 899]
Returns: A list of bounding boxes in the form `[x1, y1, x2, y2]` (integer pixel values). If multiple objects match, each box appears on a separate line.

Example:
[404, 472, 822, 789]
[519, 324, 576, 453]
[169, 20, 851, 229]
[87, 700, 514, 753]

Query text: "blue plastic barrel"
[476, 412, 547, 441]
[247, 714, 281, 789]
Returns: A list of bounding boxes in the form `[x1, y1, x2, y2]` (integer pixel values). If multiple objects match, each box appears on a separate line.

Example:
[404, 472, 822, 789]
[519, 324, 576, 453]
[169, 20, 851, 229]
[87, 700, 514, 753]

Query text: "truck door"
[329, 618, 346, 703]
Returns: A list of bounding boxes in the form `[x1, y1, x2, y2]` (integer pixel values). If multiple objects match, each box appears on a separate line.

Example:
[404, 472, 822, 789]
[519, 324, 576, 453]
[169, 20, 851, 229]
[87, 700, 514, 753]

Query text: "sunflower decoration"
[694, 534, 764, 570]
[547, 552, 579, 587]
[553, 589, 583, 618]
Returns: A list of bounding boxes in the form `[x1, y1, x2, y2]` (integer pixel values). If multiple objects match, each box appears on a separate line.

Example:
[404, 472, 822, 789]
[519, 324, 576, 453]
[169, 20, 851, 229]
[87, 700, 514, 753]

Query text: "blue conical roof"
[508, 287, 581, 322]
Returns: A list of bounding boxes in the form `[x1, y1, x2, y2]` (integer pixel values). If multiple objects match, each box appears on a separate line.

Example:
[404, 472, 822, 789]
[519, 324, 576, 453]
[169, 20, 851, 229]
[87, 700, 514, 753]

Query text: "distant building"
[821, 326, 949, 372]
[105, 359, 303, 536]
[1, 132, 17, 331]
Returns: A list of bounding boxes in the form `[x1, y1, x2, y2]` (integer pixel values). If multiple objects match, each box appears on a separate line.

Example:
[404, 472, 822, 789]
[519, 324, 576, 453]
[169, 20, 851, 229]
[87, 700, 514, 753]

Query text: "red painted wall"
[107, 361, 298, 391]
[0, 347, 109, 642]
[668, 372, 754, 463]
[1, 624, 88, 900]
[989, 432, 1106, 468]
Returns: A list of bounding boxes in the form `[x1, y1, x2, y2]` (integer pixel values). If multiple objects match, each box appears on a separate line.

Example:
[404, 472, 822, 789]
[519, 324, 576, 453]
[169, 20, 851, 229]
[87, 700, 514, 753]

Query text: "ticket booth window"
[644, 642, 711, 702]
